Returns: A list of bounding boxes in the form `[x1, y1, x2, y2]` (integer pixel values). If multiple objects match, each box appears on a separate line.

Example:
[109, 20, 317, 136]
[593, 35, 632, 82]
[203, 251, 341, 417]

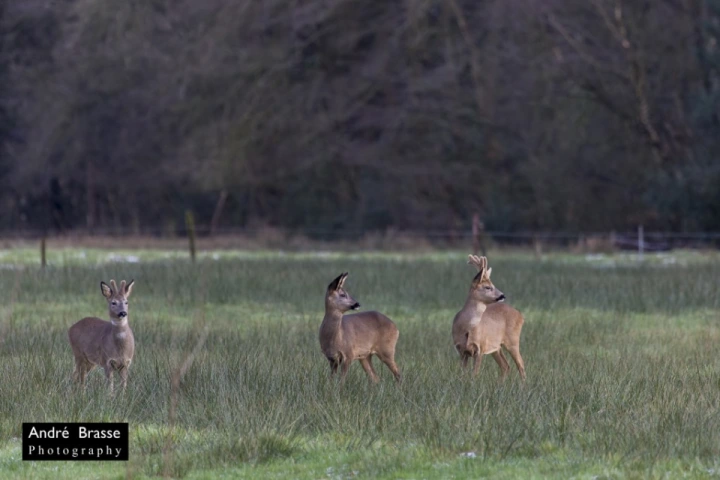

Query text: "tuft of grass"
[0, 251, 719, 478]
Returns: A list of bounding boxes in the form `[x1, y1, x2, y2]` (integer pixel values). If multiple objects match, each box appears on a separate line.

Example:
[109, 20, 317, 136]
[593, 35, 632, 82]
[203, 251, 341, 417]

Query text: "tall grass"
[1, 254, 719, 478]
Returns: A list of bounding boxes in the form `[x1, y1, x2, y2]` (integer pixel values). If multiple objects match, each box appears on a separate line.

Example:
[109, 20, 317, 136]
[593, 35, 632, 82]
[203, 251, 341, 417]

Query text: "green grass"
[1, 249, 719, 479]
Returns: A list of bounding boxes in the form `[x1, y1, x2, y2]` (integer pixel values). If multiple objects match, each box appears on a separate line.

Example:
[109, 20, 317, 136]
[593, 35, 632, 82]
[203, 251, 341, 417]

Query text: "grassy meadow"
[0, 246, 719, 479]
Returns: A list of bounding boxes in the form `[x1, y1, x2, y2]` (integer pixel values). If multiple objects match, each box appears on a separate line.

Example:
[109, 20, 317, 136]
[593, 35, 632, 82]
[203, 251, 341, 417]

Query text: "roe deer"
[68, 279, 135, 393]
[452, 255, 525, 380]
[319, 272, 401, 384]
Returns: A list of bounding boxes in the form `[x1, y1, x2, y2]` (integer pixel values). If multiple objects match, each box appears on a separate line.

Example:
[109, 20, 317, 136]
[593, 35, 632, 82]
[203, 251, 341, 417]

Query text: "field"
[1, 246, 719, 479]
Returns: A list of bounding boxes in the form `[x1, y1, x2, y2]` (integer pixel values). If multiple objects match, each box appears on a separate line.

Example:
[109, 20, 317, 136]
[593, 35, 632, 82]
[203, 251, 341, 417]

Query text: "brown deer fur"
[452, 256, 526, 380]
[319, 272, 401, 383]
[68, 279, 136, 393]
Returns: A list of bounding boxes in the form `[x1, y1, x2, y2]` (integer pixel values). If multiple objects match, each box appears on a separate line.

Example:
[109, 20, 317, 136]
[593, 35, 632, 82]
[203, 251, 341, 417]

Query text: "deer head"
[467, 255, 505, 304]
[325, 272, 361, 313]
[100, 279, 135, 324]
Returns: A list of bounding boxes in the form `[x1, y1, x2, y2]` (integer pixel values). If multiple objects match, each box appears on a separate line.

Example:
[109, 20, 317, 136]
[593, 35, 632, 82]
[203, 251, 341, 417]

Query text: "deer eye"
[484, 286, 492, 290]
[339, 292, 347, 298]
[111, 301, 117, 306]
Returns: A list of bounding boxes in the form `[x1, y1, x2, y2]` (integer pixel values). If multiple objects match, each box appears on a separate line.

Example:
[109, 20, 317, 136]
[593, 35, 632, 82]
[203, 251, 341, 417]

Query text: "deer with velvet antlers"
[68, 279, 136, 393]
[452, 256, 526, 380]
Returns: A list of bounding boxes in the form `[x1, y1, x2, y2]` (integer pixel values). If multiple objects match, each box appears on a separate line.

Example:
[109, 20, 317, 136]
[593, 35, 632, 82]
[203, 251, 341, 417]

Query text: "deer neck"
[463, 297, 489, 316]
[320, 308, 344, 343]
[109, 316, 133, 344]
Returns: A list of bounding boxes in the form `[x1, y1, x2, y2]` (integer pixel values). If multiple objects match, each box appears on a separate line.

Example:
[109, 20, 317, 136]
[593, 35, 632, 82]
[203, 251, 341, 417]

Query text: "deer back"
[339, 310, 399, 356]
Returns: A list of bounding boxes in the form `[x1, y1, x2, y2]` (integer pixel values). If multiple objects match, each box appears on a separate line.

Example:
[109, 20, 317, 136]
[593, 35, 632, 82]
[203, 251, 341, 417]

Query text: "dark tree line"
[0, 0, 719, 237]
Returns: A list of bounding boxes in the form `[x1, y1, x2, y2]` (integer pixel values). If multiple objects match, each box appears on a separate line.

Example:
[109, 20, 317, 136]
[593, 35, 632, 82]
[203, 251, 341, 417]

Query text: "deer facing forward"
[319, 272, 401, 383]
[68, 279, 135, 393]
[452, 256, 526, 380]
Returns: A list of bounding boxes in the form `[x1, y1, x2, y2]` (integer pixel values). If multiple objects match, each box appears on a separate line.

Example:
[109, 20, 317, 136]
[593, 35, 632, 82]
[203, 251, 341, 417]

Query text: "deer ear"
[124, 279, 135, 297]
[338, 272, 348, 289]
[100, 281, 112, 298]
[328, 273, 344, 292]
[485, 267, 492, 279]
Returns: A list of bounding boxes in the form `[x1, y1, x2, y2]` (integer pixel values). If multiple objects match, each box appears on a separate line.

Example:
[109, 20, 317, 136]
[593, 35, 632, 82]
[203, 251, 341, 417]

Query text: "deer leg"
[492, 350, 510, 381]
[327, 358, 339, 377]
[377, 351, 402, 384]
[104, 362, 115, 395]
[472, 353, 484, 377]
[118, 365, 129, 393]
[72, 358, 83, 383]
[335, 359, 353, 387]
[359, 357, 379, 383]
[84, 364, 96, 381]
[505, 346, 526, 381]
[456, 344, 469, 370]
[73, 359, 92, 392]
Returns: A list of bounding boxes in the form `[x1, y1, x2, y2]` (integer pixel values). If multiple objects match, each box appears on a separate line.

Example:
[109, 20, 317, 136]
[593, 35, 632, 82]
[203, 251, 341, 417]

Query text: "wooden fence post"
[533, 235, 542, 259]
[638, 225, 644, 260]
[40, 236, 47, 269]
[185, 210, 197, 263]
[471, 214, 486, 256]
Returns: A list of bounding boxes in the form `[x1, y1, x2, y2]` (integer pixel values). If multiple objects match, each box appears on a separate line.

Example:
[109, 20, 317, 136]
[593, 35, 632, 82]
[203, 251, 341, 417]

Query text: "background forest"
[1, 0, 719, 238]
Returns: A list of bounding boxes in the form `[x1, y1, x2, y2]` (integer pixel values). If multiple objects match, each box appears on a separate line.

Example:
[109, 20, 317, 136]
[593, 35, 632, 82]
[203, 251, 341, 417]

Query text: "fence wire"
[1, 226, 719, 252]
